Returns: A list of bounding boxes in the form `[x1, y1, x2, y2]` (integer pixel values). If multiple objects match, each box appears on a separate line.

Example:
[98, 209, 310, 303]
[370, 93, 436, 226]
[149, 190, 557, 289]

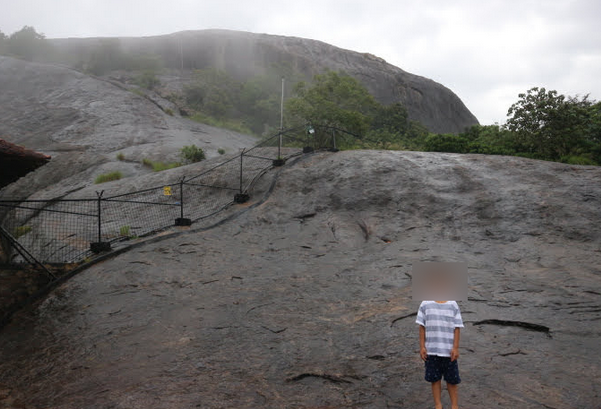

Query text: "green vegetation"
[134, 70, 160, 90]
[84, 39, 162, 76]
[142, 158, 181, 172]
[285, 71, 428, 150]
[2, 25, 597, 166]
[13, 225, 32, 238]
[116, 153, 125, 161]
[420, 88, 600, 165]
[0, 26, 51, 61]
[218, 148, 226, 155]
[190, 112, 252, 134]
[119, 225, 132, 237]
[180, 145, 206, 164]
[95, 171, 123, 184]
[285, 74, 599, 165]
[184, 64, 303, 135]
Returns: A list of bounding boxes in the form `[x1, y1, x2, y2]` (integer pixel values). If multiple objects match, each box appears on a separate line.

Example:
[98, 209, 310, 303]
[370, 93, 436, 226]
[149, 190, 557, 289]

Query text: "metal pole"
[179, 177, 185, 219]
[239, 149, 245, 194]
[179, 35, 184, 72]
[333, 129, 337, 151]
[96, 190, 104, 243]
[280, 77, 285, 130]
[279, 77, 284, 159]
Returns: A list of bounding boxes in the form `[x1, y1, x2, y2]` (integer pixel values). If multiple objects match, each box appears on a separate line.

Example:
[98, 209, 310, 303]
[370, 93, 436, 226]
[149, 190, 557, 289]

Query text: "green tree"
[424, 133, 469, 153]
[372, 102, 409, 135]
[461, 124, 516, 155]
[0, 30, 7, 55]
[506, 87, 593, 159]
[184, 69, 239, 118]
[7, 26, 47, 61]
[86, 39, 124, 75]
[286, 71, 378, 137]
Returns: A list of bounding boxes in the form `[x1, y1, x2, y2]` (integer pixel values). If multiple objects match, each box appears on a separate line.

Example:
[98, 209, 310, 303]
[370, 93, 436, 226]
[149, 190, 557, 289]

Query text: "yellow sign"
[163, 186, 172, 196]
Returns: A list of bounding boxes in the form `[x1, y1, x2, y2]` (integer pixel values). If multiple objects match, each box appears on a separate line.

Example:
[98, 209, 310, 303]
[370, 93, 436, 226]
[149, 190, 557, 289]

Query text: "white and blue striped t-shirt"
[415, 301, 464, 357]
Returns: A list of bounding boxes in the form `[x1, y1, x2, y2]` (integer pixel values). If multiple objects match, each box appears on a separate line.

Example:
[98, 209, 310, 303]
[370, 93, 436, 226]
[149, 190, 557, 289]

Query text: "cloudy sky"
[1, 0, 599, 125]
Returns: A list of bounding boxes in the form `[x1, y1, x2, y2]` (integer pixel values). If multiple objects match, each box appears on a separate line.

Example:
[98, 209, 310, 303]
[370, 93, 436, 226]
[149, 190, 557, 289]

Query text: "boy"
[416, 299, 464, 409]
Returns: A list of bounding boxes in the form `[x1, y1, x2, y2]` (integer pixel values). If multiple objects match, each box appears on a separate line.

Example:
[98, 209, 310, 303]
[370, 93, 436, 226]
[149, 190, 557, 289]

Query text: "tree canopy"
[1, 26, 49, 61]
[506, 87, 595, 159]
[285, 71, 428, 149]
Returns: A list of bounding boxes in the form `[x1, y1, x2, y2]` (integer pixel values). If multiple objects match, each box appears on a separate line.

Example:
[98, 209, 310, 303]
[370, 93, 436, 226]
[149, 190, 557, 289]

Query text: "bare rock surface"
[0, 56, 257, 201]
[1, 150, 600, 408]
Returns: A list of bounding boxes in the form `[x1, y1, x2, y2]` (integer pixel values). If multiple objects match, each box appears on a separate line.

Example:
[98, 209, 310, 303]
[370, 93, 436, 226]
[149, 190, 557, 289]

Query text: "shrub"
[560, 155, 598, 166]
[13, 225, 32, 238]
[180, 145, 206, 163]
[116, 152, 125, 161]
[218, 148, 225, 155]
[95, 171, 123, 184]
[164, 108, 174, 116]
[134, 70, 160, 90]
[424, 133, 469, 153]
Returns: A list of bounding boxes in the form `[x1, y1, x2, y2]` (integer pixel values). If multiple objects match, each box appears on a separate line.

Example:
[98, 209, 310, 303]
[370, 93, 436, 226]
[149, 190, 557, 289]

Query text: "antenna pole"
[179, 35, 184, 72]
[279, 77, 285, 158]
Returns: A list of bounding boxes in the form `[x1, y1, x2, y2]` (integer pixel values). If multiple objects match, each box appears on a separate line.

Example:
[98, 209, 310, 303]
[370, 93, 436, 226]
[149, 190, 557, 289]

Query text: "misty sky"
[1, 0, 599, 125]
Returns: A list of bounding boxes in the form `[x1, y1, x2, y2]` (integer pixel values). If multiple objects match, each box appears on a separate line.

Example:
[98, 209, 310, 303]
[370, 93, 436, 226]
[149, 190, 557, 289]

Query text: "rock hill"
[50, 29, 479, 133]
[0, 55, 257, 201]
[0, 150, 600, 408]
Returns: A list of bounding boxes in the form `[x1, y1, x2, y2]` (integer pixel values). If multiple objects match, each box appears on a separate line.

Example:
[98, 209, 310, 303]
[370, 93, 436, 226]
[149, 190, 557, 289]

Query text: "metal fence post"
[234, 149, 249, 203]
[330, 128, 339, 152]
[175, 177, 191, 226]
[91, 191, 111, 254]
[273, 130, 285, 167]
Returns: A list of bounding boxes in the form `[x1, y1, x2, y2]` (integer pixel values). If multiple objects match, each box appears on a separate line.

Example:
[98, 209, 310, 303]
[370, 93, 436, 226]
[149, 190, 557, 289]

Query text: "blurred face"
[412, 262, 467, 301]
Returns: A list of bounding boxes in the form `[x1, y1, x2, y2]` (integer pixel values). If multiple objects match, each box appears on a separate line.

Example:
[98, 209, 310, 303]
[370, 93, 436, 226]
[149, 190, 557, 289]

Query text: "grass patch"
[142, 158, 181, 172]
[218, 148, 226, 155]
[190, 113, 253, 135]
[116, 152, 125, 161]
[164, 108, 174, 116]
[119, 225, 136, 238]
[13, 225, 32, 238]
[560, 155, 598, 166]
[95, 171, 123, 184]
[131, 88, 145, 97]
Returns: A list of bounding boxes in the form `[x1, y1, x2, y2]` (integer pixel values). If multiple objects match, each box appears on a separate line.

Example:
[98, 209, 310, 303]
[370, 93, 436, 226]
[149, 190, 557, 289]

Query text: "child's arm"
[450, 327, 460, 361]
[419, 325, 427, 360]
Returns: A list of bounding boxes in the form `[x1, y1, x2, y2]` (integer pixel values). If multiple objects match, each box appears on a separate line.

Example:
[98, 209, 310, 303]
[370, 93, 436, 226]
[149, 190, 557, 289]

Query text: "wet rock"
[0, 151, 600, 408]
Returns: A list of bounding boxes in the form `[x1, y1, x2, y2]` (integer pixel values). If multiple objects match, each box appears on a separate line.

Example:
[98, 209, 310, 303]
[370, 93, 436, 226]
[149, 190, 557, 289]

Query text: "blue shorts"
[424, 355, 461, 384]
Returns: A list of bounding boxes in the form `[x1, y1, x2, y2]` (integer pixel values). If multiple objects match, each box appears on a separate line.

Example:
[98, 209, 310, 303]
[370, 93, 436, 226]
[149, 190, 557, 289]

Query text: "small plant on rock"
[95, 171, 123, 184]
[180, 145, 206, 164]
[13, 225, 32, 238]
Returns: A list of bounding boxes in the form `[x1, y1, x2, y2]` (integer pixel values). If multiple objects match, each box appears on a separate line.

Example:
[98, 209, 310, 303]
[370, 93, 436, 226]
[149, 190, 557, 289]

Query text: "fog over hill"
[0, 55, 257, 201]
[49, 29, 479, 133]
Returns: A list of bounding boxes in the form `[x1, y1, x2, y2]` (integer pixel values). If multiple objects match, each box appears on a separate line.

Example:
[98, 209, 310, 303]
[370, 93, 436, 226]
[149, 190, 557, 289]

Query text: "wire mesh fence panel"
[102, 185, 181, 240]
[0, 200, 97, 263]
[183, 183, 234, 222]
[0, 127, 327, 265]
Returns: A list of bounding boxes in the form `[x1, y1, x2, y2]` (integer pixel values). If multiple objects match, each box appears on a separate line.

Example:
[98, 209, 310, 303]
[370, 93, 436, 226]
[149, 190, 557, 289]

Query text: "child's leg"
[447, 382, 458, 409]
[431, 380, 443, 409]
